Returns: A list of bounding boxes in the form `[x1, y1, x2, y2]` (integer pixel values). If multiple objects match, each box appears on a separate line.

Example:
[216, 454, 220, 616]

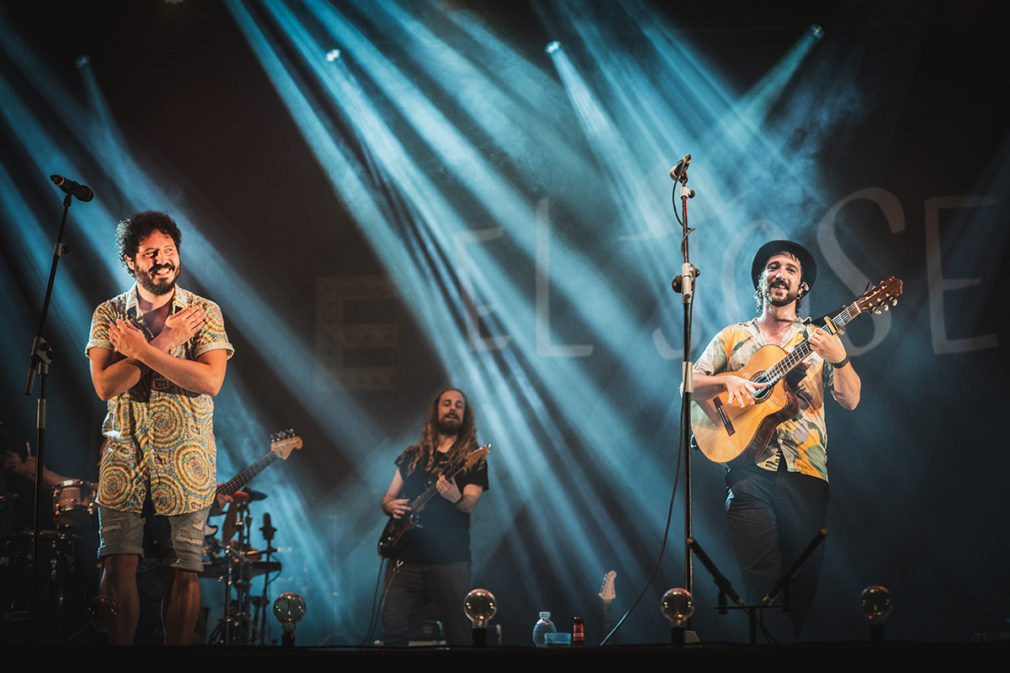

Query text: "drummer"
[2, 442, 71, 533]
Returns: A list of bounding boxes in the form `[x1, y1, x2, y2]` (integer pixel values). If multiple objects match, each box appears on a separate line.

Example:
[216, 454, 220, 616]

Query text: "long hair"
[401, 388, 478, 474]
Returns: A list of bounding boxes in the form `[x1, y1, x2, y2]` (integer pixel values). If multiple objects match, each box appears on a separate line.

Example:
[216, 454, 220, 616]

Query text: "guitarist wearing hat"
[692, 240, 861, 638]
[379, 388, 489, 647]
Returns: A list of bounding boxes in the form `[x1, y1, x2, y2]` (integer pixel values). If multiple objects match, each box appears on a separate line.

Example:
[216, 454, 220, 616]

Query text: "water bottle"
[532, 611, 557, 648]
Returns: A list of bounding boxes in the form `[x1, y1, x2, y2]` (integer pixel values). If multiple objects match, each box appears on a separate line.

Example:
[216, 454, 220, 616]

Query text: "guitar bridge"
[713, 397, 736, 436]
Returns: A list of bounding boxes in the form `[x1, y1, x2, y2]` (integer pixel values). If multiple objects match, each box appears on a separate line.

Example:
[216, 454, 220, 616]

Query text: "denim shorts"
[98, 505, 209, 573]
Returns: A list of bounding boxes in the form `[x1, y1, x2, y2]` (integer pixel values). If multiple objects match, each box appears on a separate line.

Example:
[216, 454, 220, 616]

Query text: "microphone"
[50, 174, 94, 202]
[669, 154, 691, 182]
[260, 512, 276, 541]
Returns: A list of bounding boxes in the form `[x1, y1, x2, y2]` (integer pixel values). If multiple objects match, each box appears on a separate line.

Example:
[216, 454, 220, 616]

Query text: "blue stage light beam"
[232, 0, 689, 611]
[348, 0, 597, 191]
[3, 12, 394, 644]
[305, 0, 675, 404]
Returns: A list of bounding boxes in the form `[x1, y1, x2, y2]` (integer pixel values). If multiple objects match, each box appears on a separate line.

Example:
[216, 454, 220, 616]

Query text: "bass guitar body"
[690, 344, 800, 464]
[377, 515, 415, 559]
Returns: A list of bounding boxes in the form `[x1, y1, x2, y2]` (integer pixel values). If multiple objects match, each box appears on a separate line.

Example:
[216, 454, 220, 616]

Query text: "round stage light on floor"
[463, 587, 497, 628]
[859, 585, 893, 622]
[661, 587, 694, 627]
[273, 592, 306, 646]
[464, 588, 497, 647]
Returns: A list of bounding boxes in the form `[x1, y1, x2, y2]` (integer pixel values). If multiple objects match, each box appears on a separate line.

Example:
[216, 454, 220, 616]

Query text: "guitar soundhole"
[751, 372, 772, 401]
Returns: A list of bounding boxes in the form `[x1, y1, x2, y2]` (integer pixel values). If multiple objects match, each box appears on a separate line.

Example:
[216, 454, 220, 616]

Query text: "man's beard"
[136, 262, 180, 296]
[437, 416, 461, 436]
[763, 278, 797, 308]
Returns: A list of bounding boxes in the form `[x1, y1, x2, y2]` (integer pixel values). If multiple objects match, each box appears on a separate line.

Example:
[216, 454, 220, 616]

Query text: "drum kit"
[203, 492, 283, 645]
[201, 429, 301, 645]
[1, 429, 301, 644]
[0, 479, 100, 641]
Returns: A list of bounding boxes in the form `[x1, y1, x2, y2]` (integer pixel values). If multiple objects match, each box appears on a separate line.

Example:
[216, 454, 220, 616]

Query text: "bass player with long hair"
[379, 388, 489, 646]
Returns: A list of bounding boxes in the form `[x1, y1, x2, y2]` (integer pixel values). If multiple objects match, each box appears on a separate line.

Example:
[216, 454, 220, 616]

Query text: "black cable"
[600, 286, 693, 646]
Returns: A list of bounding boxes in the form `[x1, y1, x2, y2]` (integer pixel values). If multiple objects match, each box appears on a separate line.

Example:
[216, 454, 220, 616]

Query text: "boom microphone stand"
[22, 175, 92, 641]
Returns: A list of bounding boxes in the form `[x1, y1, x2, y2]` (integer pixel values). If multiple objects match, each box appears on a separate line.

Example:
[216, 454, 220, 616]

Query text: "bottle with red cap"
[572, 616, 585, 646]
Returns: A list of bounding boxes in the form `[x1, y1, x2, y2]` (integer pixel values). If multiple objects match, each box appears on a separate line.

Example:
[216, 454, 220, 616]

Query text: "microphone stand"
[22, 191, 75, 641]
[258, 514, 277, 645]
[670, 159, 699, 622]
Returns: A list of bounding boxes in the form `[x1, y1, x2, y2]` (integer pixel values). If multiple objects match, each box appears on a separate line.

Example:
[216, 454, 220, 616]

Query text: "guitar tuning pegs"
[892, 299, 898, 306]
[873, 308, 881, 314]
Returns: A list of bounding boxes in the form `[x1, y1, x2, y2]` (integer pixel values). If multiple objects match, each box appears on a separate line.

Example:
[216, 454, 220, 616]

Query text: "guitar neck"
[764, 300, 862, 383]
[407, 450, 482, 511]
[218, 452, 278, 496]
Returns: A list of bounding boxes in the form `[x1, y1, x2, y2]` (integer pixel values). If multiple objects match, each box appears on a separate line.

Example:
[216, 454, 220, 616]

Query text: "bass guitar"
[377, 444, 490, 558]
[211, 428, 303, 517]
[691, 277, 902, 464]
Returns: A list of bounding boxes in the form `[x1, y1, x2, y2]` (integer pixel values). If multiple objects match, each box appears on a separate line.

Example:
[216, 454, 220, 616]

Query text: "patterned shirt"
[694, 318, 835, 482]
[85, 285, 233, 515]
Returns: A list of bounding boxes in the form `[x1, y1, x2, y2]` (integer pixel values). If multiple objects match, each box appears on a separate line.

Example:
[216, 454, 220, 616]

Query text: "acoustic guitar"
[691, 277, 902, 464]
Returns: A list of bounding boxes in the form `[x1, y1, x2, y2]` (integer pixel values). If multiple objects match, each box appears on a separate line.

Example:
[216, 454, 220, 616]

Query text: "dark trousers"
[725, 463, 829, 639]
[382, 560, 471, 647]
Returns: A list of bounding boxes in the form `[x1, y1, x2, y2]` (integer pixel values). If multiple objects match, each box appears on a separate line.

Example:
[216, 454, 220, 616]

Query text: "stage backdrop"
[1, 0, 1007, 645]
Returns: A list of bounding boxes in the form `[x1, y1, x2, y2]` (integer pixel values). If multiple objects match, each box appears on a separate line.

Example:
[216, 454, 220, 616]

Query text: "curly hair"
[401, 388, 479, 475]
[115, 211, 182, 276]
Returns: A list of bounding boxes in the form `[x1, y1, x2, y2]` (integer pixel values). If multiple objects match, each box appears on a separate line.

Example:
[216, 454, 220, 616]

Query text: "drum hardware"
[52, 479, 97, 530]
[204, 498, 283, 645]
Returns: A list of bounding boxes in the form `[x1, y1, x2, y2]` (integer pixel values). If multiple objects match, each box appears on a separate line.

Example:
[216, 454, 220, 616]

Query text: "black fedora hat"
[750, 240, 817, 289]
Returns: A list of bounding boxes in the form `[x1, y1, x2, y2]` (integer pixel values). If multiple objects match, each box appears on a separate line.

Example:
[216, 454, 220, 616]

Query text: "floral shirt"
[85, 285, 233, 515]
[694, 318, 835, 482]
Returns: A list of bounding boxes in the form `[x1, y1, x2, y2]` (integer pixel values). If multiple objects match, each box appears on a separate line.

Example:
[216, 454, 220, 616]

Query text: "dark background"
[1, 0, 1007, 645]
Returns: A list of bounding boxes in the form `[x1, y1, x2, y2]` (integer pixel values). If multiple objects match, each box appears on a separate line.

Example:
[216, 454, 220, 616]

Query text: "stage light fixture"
[325, 48, 341, 62]
[660, 587, 694, 627]
[859, 585, 893, 623]
[464, 588, 497, 628]
[545, 40, 560, 54]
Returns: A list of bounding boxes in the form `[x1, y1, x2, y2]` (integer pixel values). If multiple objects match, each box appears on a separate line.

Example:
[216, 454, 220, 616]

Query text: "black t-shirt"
[393, 446, 489, 565]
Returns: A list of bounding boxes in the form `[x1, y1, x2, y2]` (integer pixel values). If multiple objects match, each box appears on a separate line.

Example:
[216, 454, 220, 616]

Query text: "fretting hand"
[435, 475, 462, 503]
[808, 327, 847, 365]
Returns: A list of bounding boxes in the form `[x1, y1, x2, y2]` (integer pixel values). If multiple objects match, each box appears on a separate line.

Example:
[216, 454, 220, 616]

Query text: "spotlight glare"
[75, 54, 90, 69]
[811, 24, 824, 39]
[325, 48, 341, 62]
[545, 40, 560, 55]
